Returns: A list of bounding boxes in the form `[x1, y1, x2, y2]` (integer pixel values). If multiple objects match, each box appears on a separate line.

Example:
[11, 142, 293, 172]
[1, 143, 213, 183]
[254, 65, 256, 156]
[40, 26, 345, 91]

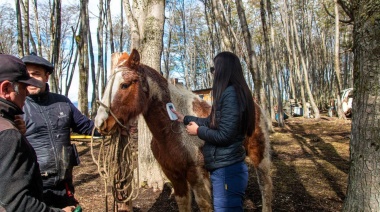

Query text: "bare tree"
[49, 0, 61, 93]
[119, 0, 123, 52]
[290, 3, 321, 120]
[106, 0, 115, 53]
[15, 0, 24, 57]
[234, 0, 263, 102]
[32, 0, 42, 55]
[260, 0, 276, 129]
[20, 0, 30, 54]
[96, 0, 104, 104]
[64, 26, 79, 97]
[123, 0, 167, 192]
[0, 3, 17, 54]
[322, 0, 347, 119]
[77, 0, 89, 116]
[210, 0, 232, 51]
[162, 1, 175, 80]
[341, 0, 380, 210]
[88, 17, 96, 118]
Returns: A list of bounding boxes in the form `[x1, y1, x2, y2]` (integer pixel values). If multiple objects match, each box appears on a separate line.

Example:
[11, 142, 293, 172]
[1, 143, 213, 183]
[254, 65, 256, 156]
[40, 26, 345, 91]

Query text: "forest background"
[0, 0, 353, 122]
[0, 0, 379, 211]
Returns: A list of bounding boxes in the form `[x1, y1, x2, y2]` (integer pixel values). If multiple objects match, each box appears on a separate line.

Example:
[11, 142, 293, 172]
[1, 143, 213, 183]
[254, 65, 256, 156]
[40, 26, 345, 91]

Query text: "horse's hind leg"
[171, 179, 192, 212]
[188, 166, 212, 212]
[255, 157, 273, 212]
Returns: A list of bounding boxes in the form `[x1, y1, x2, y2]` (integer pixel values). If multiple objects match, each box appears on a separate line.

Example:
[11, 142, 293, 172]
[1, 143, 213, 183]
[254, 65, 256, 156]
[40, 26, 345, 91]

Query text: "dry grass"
[265, 115, 350, 212]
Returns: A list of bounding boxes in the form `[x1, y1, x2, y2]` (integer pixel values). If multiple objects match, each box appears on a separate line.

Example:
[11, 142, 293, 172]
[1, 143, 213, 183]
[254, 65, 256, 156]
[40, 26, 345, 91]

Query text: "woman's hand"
[186, 121, 199, 136]
[61, 206, 75, 212]
[171, 108, 184, 123]
[14, 115, 26, 135]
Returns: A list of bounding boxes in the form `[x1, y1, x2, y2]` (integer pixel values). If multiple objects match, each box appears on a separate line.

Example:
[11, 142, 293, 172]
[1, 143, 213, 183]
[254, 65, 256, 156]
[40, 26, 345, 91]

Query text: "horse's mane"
[136, 64, 211, 147]
[139, 63, 211, 119]
[169, 83, 210, 117]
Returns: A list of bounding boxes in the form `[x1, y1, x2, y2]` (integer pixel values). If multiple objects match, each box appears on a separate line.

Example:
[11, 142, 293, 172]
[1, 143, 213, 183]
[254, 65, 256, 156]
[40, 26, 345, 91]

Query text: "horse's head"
[95, 49, 149, 135]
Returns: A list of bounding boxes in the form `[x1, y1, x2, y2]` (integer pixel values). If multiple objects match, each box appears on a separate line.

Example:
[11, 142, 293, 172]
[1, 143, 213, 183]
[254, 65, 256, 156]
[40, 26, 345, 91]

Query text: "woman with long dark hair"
[172, 51, 255, 211]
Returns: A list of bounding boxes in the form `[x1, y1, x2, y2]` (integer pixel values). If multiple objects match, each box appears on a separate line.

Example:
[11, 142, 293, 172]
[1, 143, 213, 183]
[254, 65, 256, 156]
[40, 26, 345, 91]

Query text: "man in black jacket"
[21, 53, 99, 208]
[0, 54, 74, 212]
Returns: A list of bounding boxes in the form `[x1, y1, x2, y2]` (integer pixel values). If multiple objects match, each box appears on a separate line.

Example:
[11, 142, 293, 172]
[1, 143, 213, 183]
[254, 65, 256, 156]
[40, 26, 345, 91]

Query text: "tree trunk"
[124, 0, 167, 191]
[334, 0, 346, 119]
[123, 0, 144, 53]
[179, 0, 190, 89]
[260, 0, 276, 129]
[279, 0, 297, 104]
[106, 0, 115, 54]
[64, 26, 78, 97]
[49, 0, 61, 94]
[32, 0, 42, 55]
[211, 0, 232, 51]
[20, 0, 30, 54]
[96, 0, 104, 103]
[88, 19, 96, 118]
[289, 13, 306, 117]
[291, 7, 320, 120]
[15, 0, 24, 57]
[162, 2, 174, 80]
[342, 1, 380, 211]
[204, 0, 216, 55]
[119, 0, 124, 52]
[234, 0, 263, 103]
[77, 0, 89, 116]
[102, 4, 108, 96]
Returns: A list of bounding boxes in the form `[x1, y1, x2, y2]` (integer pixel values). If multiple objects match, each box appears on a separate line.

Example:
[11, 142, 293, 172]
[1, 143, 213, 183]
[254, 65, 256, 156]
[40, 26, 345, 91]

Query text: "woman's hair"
[210, 51, 255, 136]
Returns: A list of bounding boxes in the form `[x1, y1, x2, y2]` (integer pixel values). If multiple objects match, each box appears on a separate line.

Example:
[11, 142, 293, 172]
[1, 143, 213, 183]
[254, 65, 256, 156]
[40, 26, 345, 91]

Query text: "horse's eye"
[120, 83, 130, 89]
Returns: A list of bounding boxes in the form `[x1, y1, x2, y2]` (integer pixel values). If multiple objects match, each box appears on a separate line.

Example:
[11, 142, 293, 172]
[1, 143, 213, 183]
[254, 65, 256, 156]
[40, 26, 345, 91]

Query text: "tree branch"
[323, 2, 353, 24]
[336, 0, 354, 21]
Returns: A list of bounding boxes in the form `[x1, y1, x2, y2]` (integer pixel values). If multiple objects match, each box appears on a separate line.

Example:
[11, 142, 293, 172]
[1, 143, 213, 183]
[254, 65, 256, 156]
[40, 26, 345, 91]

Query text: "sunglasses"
[210, 67, 215, 74]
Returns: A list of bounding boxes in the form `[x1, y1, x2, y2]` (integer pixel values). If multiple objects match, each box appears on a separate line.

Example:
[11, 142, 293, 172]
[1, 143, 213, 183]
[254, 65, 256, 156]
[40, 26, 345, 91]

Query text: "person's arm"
[184, 115, 210, 127]
[0, 130, 63, 212]
[197, 87, 241, 146]
[69, 102, 100, 136]
[171, 107, 210, 126]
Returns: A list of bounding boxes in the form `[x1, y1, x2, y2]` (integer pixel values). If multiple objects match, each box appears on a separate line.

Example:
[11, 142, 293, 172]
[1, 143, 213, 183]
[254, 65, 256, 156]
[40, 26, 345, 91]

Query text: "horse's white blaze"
[94, 71, 124, 129]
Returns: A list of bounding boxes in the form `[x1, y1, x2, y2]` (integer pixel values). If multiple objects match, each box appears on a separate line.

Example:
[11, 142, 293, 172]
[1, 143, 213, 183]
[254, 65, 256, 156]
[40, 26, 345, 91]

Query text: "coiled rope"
[91, 67, 140, 210]
[90, 128, 139, 211]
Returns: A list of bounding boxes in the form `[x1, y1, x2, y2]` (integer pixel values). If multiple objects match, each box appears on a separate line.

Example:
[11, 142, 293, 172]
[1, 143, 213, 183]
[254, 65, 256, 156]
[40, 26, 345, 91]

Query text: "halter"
[97, 68, 129, 130]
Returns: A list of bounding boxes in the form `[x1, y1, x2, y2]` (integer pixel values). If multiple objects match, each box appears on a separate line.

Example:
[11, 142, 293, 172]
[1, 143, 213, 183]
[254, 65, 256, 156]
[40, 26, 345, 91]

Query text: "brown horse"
[94, 49, 272, 212]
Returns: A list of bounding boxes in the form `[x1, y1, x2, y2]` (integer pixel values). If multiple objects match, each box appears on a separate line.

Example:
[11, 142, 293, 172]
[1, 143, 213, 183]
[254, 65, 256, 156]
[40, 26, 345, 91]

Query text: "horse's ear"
[112, 52, 130, 73]
[127, 49, 140, 69]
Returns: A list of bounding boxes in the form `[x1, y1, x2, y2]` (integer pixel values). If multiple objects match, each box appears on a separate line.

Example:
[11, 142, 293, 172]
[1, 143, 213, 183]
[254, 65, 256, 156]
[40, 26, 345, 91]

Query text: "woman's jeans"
[210, 161, 248, 212]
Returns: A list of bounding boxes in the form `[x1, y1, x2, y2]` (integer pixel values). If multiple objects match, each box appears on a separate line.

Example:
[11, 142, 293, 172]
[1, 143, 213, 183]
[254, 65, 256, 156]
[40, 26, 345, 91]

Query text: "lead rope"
[90, 128, 139, 211]
[96, 100, 129, 130]
[91, 70, 140, 211]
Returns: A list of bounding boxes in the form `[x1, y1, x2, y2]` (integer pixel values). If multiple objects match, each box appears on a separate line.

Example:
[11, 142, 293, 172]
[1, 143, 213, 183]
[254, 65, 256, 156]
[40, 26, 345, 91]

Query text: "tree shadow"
[288, 121, 349, 174]
[131, 183, 201, 212]
[245, 148, 323, 212]
[285, 121, 348, 203]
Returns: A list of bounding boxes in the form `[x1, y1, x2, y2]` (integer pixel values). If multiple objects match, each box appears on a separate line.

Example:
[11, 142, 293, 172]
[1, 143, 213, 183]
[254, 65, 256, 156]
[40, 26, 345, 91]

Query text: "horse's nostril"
[98, 122, 105, 131]
[94, 118, 104, 130]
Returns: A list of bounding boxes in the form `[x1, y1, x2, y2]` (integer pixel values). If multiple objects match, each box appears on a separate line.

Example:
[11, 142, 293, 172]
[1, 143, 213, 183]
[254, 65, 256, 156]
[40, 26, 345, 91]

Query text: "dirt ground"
[72, 114, 351, 212]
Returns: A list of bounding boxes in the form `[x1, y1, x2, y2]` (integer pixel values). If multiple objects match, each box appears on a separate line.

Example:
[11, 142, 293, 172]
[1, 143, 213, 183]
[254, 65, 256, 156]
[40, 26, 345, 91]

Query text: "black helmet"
[22, 52, 54, 74]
